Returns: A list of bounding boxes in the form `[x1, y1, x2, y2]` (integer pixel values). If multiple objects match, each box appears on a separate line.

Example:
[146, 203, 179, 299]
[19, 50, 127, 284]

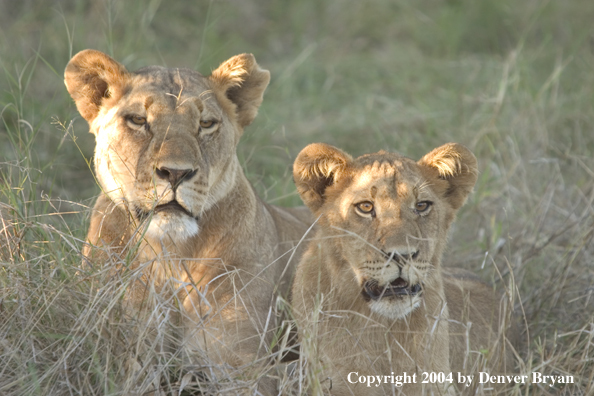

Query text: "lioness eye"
[415, 201, 432, 213]
[199, 120, 216, 129]
[129, 115, 146, 125]
[355, 201, 375, 215]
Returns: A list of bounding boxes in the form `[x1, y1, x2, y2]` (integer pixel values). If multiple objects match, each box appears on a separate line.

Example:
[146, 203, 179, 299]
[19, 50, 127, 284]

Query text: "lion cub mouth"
[362, 278, 422, 301]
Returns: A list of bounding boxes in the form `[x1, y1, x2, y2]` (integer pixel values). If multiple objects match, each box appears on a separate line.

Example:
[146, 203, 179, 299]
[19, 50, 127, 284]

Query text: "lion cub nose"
[384, 247, 420, 264]
[155, 167, 196, 189]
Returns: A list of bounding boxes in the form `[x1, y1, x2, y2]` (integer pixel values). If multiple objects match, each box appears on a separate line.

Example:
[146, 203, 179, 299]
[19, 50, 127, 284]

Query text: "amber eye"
[199, 120, 216, 129]
[355, 201, 375, 216]
[415, 201, 432, 213]
[129, 115, 146, 125]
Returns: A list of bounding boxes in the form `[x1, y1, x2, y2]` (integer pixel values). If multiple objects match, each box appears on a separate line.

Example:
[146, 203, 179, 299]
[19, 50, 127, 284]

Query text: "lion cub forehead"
[354, 152, 419, 179]
[350, 152, 422, 196]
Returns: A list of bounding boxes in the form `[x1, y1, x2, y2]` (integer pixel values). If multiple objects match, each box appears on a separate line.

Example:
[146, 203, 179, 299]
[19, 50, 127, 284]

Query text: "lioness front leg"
[180, 267, 281, 394]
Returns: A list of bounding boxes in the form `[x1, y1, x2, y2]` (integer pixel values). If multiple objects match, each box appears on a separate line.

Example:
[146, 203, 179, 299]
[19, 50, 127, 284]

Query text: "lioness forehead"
[110, 66, 221, 116]
[124, 66, 213, 106]
[133, 66, 208, 93]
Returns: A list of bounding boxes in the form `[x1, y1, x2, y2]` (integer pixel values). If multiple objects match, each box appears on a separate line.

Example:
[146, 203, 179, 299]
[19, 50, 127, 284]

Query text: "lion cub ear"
[209, 54, 270, 128]
[64, 49, 129, 123]
[294, 143, 353, 213]
[418, 143, 478, 210]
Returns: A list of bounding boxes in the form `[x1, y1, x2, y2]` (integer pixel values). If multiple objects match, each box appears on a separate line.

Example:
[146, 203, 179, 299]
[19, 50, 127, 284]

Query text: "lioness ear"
[418, 143, 478, 210]
[64, 49, 129, 123]
[293, 143, 353, 213]
[209, 54, 270, 128]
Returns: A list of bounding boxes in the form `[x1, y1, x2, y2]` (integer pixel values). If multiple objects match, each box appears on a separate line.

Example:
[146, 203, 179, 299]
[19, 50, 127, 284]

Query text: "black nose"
[384, 250, 419, 264]
[155, 167, 196, 189]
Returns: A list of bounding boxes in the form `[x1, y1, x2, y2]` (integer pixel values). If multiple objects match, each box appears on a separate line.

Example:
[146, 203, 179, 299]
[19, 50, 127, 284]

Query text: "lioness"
[65, 50, 311, 392]
[292, 143, 516, 395]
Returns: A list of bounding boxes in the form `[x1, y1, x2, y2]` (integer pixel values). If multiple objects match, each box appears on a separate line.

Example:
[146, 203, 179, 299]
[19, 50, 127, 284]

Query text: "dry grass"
[1, 0, 594, 394]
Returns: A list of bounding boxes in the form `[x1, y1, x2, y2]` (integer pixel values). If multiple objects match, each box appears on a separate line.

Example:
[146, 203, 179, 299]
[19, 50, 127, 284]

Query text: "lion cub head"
[65, 50, 269, 240]
[294, 143, 477, 319]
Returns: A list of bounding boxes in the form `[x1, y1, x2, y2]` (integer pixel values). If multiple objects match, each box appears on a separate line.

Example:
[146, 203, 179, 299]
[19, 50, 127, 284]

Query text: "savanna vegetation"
[1, 0, 593, 394]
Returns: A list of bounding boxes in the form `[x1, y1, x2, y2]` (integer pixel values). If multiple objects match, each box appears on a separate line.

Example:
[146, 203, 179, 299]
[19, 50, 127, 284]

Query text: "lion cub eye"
[355, 201, 375, 217]
[414, 201, 432, 214]
[199, 120, 217, 129]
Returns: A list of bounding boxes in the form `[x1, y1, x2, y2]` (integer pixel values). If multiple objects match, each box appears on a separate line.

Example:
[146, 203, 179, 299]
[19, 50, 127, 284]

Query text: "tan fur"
[292, 143, 516, 395]
[65, 50, 312, 392]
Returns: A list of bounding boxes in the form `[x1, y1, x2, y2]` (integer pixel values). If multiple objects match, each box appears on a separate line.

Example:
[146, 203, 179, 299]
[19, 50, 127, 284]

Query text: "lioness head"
[65, 50, 269, 240]
[294, 143, 478, 319]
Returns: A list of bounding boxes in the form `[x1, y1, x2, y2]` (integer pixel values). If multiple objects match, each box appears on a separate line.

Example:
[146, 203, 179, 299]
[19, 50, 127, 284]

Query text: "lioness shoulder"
[291, 143, 516, 395]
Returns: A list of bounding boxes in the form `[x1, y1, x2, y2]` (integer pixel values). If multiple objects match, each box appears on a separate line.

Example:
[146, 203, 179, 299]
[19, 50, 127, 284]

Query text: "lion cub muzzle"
[383, 248, 419, 265]
[362, 278, 422, 301]
[361, 251, 422, 300]
[362, 265, 424, 319]
[358, 247, 425, 318]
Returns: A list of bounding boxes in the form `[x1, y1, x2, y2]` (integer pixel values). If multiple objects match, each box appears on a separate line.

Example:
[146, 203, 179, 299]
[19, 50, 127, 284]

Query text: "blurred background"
[2, 0, 592, 204]
[1, 0, 593, 393]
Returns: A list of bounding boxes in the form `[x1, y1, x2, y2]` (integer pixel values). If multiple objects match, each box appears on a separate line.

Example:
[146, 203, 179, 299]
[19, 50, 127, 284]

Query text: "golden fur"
[292, 143, 516, 395]
[65, 50, 311, 391]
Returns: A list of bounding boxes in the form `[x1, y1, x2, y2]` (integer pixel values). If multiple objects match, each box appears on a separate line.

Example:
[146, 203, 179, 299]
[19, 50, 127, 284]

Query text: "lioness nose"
[155, 167, 196, 189]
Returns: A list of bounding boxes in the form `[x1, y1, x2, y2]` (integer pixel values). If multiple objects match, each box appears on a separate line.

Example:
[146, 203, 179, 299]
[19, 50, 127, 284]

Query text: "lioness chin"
[65, 50, 312, 394]
[292, 143, 516, 395]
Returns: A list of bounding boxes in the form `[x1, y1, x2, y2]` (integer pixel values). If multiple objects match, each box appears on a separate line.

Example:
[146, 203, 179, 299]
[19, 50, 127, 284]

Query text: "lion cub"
[292, 143, 515, 395]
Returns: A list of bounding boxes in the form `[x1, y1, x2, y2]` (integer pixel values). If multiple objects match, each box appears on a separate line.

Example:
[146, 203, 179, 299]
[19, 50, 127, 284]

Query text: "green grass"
[1, 0, 594, 394]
